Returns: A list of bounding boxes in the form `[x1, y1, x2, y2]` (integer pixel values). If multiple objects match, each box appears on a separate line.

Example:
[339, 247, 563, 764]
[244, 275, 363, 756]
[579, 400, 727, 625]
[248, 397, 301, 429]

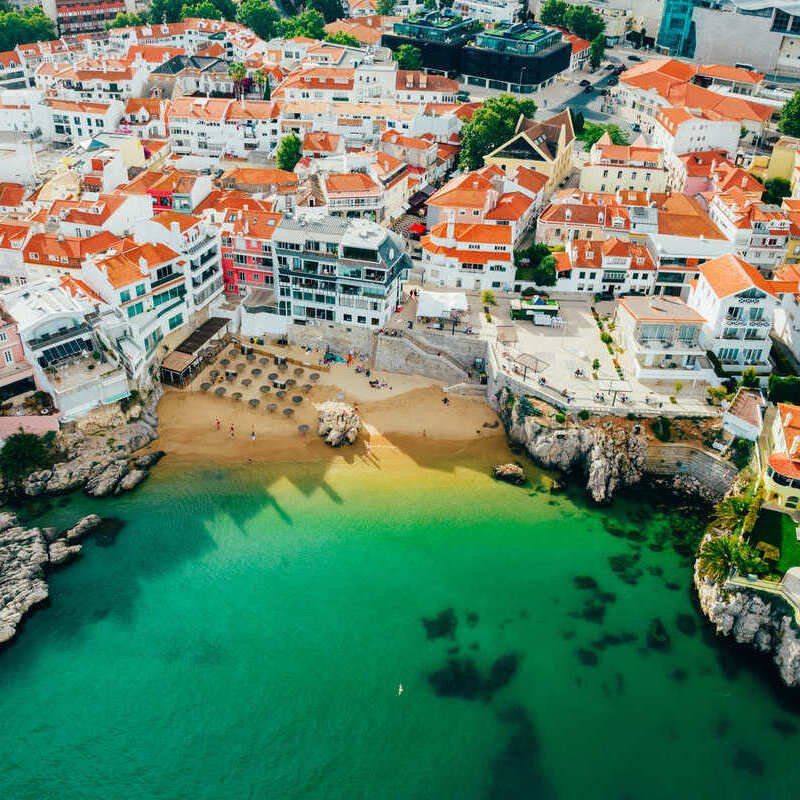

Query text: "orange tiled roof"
[699, 253, 782, 298]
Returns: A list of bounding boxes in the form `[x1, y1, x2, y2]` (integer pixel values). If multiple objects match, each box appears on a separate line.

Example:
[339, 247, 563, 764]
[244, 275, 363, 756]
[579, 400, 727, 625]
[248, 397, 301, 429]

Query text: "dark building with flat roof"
[382, 14, 571, 93]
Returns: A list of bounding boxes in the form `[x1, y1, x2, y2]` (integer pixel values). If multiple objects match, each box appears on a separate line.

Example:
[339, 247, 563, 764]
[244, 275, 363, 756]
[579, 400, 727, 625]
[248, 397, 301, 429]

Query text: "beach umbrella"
[298, 424, 310, 435]
[210, 369, 220, 378]
[228, 348, 238, 357]
[246, 353, 256, 361]
[276, 389, 286, 400]
[251, 368, 262, 376]
[249, 399, 260, 408]
[309, 372, 320, 381]
[302, 384, 312, 393]
[285, 378, 296, 387]
[236, 362, 245, 370]
[232, 392, 243, 401]
[220, 358, 230, 366]
[267, 403, 277, 413]
[292, 395, 303, 404]
[259, 385, 271, 393]
[282, 407, 294, 417]
[241, 378, 252, 387]
[294, 367, 304, 376]
[259, 357, 268, 365]
[268, 372, 278, 381]
[215, 387, 226, 396]
[200, 382, 211, 392]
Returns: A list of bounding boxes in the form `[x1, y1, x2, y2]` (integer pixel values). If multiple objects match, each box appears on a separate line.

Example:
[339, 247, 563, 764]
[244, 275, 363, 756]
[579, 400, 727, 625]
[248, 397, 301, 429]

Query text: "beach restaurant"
[160, 317, 229, 387]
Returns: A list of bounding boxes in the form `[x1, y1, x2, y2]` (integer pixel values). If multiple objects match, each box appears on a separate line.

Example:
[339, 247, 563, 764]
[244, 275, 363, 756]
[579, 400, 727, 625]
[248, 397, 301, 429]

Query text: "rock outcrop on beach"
[497, 388, 646, 503]
[318, 402, 360, 447]
[7, 389, 165, 500]
[694, 547, 800, 687]
[492, 463, 526, 485]
[0, 511, 102, 646]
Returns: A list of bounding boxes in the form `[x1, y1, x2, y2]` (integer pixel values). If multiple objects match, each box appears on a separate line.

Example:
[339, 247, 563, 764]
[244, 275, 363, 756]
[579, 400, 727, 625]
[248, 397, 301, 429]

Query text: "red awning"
[408, 222, 427, 234]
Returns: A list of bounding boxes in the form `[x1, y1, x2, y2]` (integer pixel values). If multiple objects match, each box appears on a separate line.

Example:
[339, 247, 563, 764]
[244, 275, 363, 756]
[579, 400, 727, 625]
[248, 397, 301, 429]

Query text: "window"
[120, 289, 131, 303]
[126, 301, 144, 318]
[0, 332, 7, 343]
[136, 284, 145, 297]
[2, 350, 11, 365]
[168, 313, 183, 330]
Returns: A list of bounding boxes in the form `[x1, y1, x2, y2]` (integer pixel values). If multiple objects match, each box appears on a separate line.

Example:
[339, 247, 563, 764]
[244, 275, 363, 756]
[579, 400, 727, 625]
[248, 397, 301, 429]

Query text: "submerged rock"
[317, 402, 360, 447]
[492, 463, 526, 486]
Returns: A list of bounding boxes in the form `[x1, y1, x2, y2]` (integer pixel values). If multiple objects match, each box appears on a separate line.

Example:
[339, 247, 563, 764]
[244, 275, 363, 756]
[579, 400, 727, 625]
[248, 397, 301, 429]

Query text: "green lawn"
[749, 509, 800, 574]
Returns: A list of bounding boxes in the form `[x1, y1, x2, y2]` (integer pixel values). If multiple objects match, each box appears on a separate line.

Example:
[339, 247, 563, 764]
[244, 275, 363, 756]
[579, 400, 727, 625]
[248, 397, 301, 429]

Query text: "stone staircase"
[645, 443, 738, 496]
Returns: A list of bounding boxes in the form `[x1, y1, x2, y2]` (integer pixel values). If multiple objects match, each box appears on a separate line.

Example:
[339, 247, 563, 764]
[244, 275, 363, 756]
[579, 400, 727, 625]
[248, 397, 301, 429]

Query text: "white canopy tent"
[416, 291, 468, 320]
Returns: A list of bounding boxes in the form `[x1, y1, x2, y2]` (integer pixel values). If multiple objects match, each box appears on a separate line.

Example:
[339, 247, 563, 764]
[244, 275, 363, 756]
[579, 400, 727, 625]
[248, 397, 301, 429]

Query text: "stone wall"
[374, 336, 466, 383]
[406, 329, 488, 368]
[645, 443, 738, 498]
[286, 322, 374, 357]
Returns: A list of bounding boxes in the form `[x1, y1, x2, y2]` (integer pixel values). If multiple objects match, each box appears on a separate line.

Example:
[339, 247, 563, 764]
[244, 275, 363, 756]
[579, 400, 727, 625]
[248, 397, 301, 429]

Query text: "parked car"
[608, 76, 618, 86]
[604, 63, 616, 70]
[631, 123, 641, 132]
[599, 88, 609, 96]
[579, 79, 591, 86]
[583, 85, 593, 94]
[628, 54, 643, 62]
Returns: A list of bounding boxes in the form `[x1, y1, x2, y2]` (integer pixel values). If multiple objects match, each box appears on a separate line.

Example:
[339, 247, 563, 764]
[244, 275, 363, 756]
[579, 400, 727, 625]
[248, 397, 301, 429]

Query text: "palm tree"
[697, 534, 742, 583]
[711, 495, 750, 532]
[252, 70, 265, 101]
[228, 61, 247, 101]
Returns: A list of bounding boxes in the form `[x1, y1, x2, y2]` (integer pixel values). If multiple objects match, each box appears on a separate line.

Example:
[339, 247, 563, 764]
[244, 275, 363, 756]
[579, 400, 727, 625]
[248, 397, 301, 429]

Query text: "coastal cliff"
[694, 554, 800, 687]
[0, 511, 103, 646]
[4, 388, 164, 501]
[497, 388, 647, 503]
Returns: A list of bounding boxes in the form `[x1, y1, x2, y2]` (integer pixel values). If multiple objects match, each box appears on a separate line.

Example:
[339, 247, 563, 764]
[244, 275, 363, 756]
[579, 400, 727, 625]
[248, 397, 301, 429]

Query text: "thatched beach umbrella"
[215, 387, 226, 396]
[241, 378, 252, 387]
[302, 384, 312, 393]
[267, 403, 277, 413]
[298, 424, 310, 435]
[276, 390, 286, 400]
[285, 378, 296, 387]
[228, 348, 238, 357]
[200, 382, 211, 392]
[292, 395, 303, 404]
[309, 372, 320, 381]
[232, 392, 243, 401]
[246, 353, 255, 362]
[220, 358, 230, 367]
[259, 357, 268, 366]
[249, 398, 260, 408]
[251, 368, 262, 376]
[236, 362, 245, 371]
[294, 367, 304, 377]
[259, 385, 271, 394]
[268, 372, 278, 381]
[282, 407, 294, 417]
[210, 369, 220, 379]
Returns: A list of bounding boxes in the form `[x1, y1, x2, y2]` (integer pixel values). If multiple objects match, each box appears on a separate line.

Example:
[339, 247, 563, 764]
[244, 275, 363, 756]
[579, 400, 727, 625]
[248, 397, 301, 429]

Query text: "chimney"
[565, 208, 572, 221]
[170, 221, 181, 238]
[446, 209, 455, 240]
[138, 255, 148, 273]
[792, 435, 800, 456]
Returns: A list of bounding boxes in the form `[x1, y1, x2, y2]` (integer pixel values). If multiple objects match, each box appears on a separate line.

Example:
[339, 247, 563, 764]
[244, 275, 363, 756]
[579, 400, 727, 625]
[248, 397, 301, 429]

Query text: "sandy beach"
[155, 352, 505, 465]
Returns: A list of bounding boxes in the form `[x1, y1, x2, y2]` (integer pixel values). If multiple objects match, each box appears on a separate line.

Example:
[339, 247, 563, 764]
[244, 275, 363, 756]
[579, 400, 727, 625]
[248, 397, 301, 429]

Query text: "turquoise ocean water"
[0, 449, 798, 799]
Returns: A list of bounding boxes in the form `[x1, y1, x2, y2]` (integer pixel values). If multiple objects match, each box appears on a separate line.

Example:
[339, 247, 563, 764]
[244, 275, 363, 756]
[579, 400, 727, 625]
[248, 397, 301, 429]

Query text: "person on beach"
[215, 418, 220, 430]
[251, 429, 256, 442]
[230, 424, 235, 438]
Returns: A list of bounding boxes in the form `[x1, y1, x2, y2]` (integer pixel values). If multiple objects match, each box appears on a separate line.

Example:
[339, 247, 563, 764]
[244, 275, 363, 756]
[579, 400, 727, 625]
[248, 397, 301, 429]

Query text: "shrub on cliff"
[0, 431, 55, 491]
[697, 533, 767, 583]
[768, 375, 800, 404]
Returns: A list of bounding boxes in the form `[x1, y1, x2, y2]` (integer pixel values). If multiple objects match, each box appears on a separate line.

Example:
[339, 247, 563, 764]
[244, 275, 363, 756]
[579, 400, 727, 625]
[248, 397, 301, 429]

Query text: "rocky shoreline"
[0, 511, 105, 646]
[694, 544, 800, 687]
[7, 387, 165, 501]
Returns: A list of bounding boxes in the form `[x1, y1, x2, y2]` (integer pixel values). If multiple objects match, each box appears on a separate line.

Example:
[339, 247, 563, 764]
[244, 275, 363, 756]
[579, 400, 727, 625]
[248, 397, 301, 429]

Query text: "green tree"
[307, 0, 344, 23]
[105, 11, 147, 28]
[591, 358, 601, 371]
[276, 9, 326, 39]
[539, 0, 568, 26]
[393, 43, 422, 70]
[564, 4, 605, 40]
[325, 31, 361, 46]
[148, 0, 184, 24]
[181, 0, 222, 19]
[532, 254, 557, 286]
[228, 61, 247, 99]
[236, 0, 280, 39]
[459, 94, 536, 170]
[762, 177, 791, 206]
[572, 110, 585, 134]
[0, 432, 53, 491]
[423, 0, 436, 8]
[711, 495, 751, 531]
[376, 0, 396, 14]
[480, 289, 496, 306]
[739, 366, 761, 388]
[275, 133, 303, 171]
[779, 90, 800, 138]
[0, 7, 55, 51]
[577, 122, 630, 146]
[697, 533, 767, 583]
[589, 32, 605, 69]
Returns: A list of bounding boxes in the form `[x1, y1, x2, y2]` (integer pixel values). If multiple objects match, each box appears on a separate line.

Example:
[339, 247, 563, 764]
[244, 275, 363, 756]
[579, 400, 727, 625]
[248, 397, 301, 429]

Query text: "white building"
[686, 253, 781, 376]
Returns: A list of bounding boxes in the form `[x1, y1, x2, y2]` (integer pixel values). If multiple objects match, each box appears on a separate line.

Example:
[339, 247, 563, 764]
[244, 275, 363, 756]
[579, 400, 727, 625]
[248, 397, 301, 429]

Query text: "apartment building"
[221, 209, 282, 297]
[133, 212, 224, 313]
[45, 98, 124, 146]
[653, 107, 741, 167]
[579, 134, 667, 194]
[0, 220, 33, 287]
[420, 216, 514, 292]
[47, 193, 153, 237]
[35, 58, 149, 102]
[686, 253, 784, 376]
[0, 305, 35, 399]
[765, 403, 800, 509]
